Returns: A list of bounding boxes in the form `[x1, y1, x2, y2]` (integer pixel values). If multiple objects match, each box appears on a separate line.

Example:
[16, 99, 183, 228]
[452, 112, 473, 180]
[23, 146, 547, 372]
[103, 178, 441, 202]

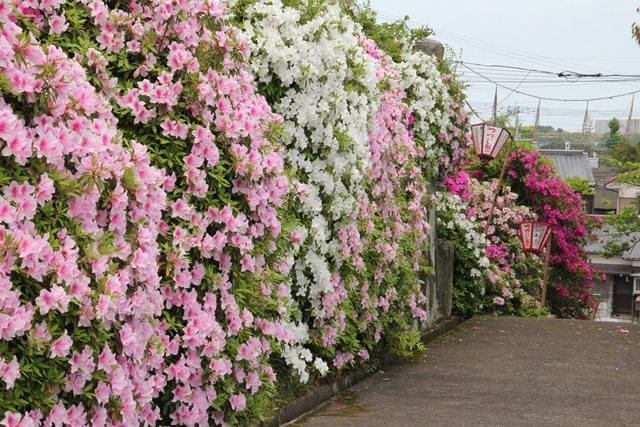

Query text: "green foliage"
[564, 177, 594, 196]
[349, 4, 433, 63]
[602, 203, 640, 258]
[608, 140, 640, 164]
[609, 117, 621, 135]
[600, 165, 640, 259]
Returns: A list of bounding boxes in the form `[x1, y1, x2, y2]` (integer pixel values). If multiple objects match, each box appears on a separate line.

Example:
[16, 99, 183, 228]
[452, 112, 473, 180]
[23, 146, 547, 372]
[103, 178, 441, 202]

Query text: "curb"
[265, 316, 465, 427]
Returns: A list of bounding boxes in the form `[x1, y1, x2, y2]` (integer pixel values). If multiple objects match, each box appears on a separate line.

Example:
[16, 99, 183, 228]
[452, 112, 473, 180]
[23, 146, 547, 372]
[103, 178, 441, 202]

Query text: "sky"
[368, 0, 640, 133]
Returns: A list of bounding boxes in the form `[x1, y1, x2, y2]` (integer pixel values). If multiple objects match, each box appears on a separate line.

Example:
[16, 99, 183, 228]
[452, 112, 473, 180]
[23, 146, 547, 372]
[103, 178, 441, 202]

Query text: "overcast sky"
[368, 0, 640, 133]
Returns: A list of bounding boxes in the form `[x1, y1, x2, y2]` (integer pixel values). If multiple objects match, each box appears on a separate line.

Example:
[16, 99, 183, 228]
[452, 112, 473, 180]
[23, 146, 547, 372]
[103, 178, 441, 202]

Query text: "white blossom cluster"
[243, 0, 382, 380]
[436, 191, 489, 273]
[244, 9, 377, 299]
[395, 50, 453, 170]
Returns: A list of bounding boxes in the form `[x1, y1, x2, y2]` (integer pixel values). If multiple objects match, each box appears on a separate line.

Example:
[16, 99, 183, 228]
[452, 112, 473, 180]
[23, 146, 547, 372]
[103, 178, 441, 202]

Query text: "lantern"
[519, 221, 552, 253]
[471, 123, 512, 159]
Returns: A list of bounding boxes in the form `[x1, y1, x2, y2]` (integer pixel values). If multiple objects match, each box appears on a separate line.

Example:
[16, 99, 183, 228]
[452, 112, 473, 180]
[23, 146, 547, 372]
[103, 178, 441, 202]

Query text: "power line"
[371, 7, 640, 129]
[453, 62, 640, 80]
[461, 63, 640, 103]
[373, 10, 633, 76]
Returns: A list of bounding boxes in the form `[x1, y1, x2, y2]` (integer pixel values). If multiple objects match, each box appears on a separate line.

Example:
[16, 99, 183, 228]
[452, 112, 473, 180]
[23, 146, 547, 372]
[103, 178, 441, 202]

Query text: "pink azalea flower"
[45, 403, 68, 427]
[50, 330, 72, 358]
[245, 371, 262, 394]
[0, 356, 20, 389]
[69, 346, 95, 375]
[209, 358, 232, 378]
[358, 350, 370, 360]
[229, 393, 246, 411]
[0, 412, 22, 427]
[48, 14, 68, 35]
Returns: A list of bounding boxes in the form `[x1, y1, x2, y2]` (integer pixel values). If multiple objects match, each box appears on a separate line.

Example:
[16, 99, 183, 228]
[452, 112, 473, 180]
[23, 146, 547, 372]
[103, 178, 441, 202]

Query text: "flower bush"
[0, 0, 306, 425]
[0, 0, 469, 425]
[436, 189, 490, 316]
[443, 144, 602, 319]
[242, 0, 380, 379]
[441, 172, 549, 317]
[503, 148, 603, 318]
[241, 0, 450, 379]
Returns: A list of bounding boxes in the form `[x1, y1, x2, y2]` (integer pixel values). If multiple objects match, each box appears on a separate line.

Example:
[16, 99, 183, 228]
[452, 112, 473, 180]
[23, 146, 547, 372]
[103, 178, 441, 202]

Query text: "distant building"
[592, 167, 620, 215]
[585, 225, 640, 319]
[594, 118, 640, 136]
[604, 179, 640, 213]
[538, 149, 595, 184]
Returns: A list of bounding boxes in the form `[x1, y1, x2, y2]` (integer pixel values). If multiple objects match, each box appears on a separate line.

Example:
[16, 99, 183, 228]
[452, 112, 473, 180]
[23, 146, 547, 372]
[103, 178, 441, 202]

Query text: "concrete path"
[286, 316, 640, 427]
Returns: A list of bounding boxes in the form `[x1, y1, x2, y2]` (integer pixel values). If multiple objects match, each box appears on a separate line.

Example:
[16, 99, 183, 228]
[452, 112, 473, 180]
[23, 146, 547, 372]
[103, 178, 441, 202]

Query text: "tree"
[349, 8, 433, 63]
[609, 117, 621, 135]
[518, 126, 534, 139]
[602, 167, 640, 257]
[609, 139, 640, 164]
[633, 7, 640, 44]
[605, 118, 623, 149]
[490, 111, 514, 128]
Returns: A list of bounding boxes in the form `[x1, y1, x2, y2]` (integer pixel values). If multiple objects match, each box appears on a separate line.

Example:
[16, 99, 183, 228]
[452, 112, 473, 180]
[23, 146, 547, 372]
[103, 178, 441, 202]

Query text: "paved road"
[286, 316, 640, 427]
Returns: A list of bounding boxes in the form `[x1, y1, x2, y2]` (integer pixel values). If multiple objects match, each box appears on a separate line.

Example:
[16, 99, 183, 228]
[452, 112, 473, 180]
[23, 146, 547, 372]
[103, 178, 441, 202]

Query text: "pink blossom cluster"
[300, 53, 432, 358]
[507, 148, 603, 309]
[446, 147, 602, 317]
[355, 36, 429, 326]
[431, 75, 472, 179]
[454, 176, 541, 312]
[0, 12, 173, 427]
[0, 0, 295, 425]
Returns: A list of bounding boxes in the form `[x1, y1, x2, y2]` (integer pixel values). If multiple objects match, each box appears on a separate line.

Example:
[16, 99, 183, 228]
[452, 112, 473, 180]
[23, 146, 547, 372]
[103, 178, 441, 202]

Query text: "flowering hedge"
[0, 0, 306, 425]
[240, 0, 461, 380]
[442, 145, 602, 319]
[0, 0, 467, 425]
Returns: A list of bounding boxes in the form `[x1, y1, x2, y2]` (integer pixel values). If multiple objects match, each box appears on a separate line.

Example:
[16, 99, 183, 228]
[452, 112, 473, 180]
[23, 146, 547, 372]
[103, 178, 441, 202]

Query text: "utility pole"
[514, 104, 520, 140]
[508, 104, 521, 140]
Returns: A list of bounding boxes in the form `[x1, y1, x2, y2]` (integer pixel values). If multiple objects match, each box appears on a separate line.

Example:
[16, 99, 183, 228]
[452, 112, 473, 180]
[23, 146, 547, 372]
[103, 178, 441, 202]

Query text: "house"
[604, 178, 640, 213]
[539, 149, 596, 213]
[592, 167, 620, 215]
[539, 149, 595, 186]
[585, 225, 640, 319]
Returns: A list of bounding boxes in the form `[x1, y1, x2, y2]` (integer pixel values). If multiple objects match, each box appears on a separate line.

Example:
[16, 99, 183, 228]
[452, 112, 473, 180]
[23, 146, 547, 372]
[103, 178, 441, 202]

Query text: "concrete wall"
[436, 239, 454, 319]
[593, 275, 613, 319]
[418, 234, 454, 332]
[411, 41, 454, 329]
[419, 180, 454, 331]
